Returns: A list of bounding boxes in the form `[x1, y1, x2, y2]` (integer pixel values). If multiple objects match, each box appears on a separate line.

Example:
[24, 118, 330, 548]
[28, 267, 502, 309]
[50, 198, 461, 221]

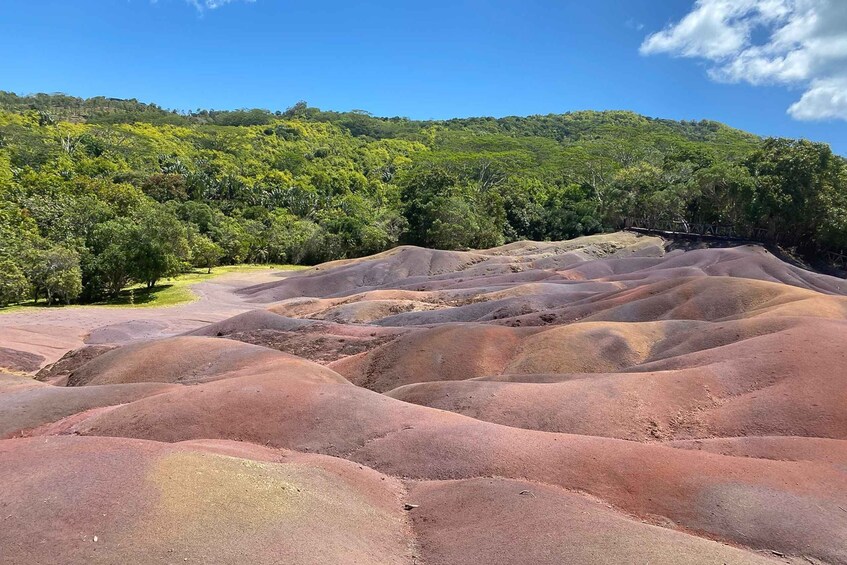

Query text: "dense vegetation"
[1, 91, 845, 306]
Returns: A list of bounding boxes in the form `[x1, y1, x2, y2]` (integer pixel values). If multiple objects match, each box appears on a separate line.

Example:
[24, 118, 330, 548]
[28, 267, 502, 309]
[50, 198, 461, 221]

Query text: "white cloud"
[789, 76, 847, 119]
[640, 0, 847, 121]
[186, 0, 255, 11]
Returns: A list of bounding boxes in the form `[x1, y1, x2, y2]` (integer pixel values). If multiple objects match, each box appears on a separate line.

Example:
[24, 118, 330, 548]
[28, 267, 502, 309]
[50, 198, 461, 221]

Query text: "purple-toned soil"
[2, 232, 846, 563]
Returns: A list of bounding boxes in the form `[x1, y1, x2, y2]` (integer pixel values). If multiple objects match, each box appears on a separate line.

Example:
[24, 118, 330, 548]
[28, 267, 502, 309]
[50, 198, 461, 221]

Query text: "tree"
[544, 184, 602, 240]
[141, 173, 188, 202]
[190, 233, 223, 273]
[0, 260, 29, 306]
[28, 246, 83, 305]
[87, 218, 136, 298]
[815, 159, 847, 251]
[266, 211, 329, 264]
[174, 201, 218, 234]
[426, 194, 504, 250]
[129, 205, 190, 288]
[399, 164, 458, 246]
[210, 216, 251, 264]
[745, 138, 843, 250]
[399, 164, 505, 249]
[691, 162, 755, 229]
[3, 92, 845, 296]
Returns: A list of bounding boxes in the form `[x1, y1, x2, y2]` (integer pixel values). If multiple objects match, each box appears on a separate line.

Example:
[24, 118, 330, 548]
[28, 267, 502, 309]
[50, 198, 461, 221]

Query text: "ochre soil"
[2, 232, 846, 564]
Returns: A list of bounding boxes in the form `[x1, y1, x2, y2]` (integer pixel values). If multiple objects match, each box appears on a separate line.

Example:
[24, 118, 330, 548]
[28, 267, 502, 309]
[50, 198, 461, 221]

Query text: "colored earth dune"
[2, 232, 846, 564]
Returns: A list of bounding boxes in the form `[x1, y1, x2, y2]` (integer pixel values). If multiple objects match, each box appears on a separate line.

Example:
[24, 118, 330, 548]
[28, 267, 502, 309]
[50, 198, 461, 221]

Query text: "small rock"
[404, 503, 419, 510]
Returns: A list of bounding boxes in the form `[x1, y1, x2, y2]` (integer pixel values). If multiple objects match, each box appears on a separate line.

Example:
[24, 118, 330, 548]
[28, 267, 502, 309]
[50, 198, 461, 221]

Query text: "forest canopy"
[1, 91, 845, 305]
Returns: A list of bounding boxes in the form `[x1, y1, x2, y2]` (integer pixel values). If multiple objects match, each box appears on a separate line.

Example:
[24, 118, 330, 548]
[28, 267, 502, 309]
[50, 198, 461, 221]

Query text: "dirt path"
[0, 269, 292, 373]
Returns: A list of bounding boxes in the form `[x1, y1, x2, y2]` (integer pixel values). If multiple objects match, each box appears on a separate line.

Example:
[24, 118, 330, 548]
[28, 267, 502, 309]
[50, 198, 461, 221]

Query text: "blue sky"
[0, 0, 844, 154]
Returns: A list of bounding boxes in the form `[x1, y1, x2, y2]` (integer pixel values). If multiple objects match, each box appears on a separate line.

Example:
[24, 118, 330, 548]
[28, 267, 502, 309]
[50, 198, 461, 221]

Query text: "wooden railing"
[825, 250, 847, 267]
[624, 218, 746, 241]
[624, 219, 847, 273]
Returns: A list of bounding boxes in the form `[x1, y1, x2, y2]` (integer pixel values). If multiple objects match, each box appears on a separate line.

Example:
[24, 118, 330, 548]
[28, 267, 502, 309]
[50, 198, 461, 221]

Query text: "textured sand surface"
[2, 232, 846, 564]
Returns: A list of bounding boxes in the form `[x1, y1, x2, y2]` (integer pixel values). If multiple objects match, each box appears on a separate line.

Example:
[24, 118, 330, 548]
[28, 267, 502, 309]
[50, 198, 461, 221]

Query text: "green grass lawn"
[0, 264, 306, 313]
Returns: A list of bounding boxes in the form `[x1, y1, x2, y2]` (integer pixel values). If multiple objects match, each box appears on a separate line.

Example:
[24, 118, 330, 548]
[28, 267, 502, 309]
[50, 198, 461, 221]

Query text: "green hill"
[0, 91, 844, 306]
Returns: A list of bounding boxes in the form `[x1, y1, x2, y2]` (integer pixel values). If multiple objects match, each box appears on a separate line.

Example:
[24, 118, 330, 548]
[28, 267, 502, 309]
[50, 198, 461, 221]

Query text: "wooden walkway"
[625, 225, 847, 274]
[625, 226, 753, 244]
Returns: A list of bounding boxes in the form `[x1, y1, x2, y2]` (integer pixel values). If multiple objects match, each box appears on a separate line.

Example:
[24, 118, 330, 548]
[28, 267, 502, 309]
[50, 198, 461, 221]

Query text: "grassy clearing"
[97, 264, 305, 308]
[0, 264, 305, 313]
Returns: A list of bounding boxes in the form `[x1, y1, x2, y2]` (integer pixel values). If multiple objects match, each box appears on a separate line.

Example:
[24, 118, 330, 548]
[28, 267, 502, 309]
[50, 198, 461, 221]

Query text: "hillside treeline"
[0, 92, 845, 305]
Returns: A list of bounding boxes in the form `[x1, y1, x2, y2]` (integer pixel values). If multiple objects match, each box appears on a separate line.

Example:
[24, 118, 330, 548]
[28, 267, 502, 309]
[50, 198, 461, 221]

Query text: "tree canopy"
[1, 92, 844, 305]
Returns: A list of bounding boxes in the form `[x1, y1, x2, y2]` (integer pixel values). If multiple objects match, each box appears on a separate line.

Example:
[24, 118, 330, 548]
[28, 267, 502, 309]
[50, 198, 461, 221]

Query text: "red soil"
[0, 436, 413, 564]
[405, 478, 781, 565]
[3, 233, 846, 563]
[49, 364, 845, 561]
[65, 335, 346, 386]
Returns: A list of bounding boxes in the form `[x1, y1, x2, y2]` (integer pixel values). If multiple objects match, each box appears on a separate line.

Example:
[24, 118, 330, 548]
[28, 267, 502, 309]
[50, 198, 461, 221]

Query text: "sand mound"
[332, 315, 843, 389]
[268, 289, 443, 319]
[483, 232, 664, 258]
[407, 478, 778, 565]
[509, 276, 847, 326]
[52, 372, 847, 562]
[66, 336, 346, 386]
[0, 346, 44, 373]
[330, 324, 536, 391]
[187, 309, 319, 335]
[85, 319, 169, 345]
[310, 299, 442, 324]
[70, 372, 444, 456]
[5, 232, 847, 563]
[0, 435, 412, 565]
[668, 436, 847, 465]
[238, 246, 491, 302]
[382, 317, 847, 439]
[237, 233, 666, 303]
[34, 345, 117, 385]
[0, 373, 177, 438]
[188, 310, 409, 364]
[348, 418, 847, 563]
[560, 245, 847, 294]
[233, 242, 846, 329]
